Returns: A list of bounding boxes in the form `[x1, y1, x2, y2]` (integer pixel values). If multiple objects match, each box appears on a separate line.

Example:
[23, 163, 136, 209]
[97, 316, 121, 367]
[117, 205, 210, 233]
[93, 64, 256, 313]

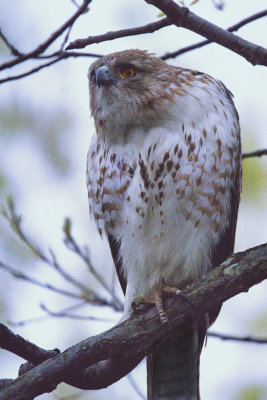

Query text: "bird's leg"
[131, 290, 169, 323]
[132, 280, 191, 324]
[153, 280, 192, 323]
[154, 290, 168, 324]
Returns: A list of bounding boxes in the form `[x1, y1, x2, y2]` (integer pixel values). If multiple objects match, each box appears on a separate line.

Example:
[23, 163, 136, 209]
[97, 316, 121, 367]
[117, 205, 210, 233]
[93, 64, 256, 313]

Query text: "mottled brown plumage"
[86, 49, 241, 399]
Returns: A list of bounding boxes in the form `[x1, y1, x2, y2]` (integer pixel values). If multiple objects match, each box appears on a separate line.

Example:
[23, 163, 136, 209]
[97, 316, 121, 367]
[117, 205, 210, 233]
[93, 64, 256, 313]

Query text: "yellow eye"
[119, 68, 136, 79]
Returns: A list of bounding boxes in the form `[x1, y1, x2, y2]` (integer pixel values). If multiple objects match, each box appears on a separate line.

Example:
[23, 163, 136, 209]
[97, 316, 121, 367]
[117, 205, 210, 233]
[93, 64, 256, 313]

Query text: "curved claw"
[162, 285, 192, 307]
[131, 285, 192, 324]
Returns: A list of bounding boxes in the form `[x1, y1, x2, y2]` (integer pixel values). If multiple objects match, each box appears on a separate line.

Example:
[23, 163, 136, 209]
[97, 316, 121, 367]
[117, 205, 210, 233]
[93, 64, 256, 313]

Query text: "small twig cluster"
[0, 197, 123, 322]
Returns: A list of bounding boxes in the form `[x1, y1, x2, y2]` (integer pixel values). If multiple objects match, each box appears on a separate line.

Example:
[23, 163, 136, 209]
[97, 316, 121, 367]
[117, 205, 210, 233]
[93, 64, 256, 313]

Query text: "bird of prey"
[86, 49, 241, 399]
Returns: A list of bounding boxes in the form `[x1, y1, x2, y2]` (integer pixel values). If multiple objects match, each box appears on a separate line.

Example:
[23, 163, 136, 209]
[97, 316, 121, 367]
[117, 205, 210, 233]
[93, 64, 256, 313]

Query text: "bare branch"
[0, 260, 96, 302]
[40, 303, 114, 322]
[229, 9, 267, 32]
[208, 331, 267, 344]
[2, 8, 266, 84]
[242, 149, 267, 159]
[0, 242, 266, 399]
[0, 30, 23, 57]
[34, 50, 102, 60]
[0, 323, 59, 365]
[0, 321, 143, 393]
[66, 17, 172, 50]
[1, 199, 119, 309]
[66, 8, 267, 59]
[0, 51, 102, 85]
[48, 249, 95, 299]
[161, 9, 267, 60]
[63, 218, 123, 310]
[8, 301, 90, 327]
[0, 56, 64, 85]
[0, 0, 92, 72]
[145, 0, 267, 66]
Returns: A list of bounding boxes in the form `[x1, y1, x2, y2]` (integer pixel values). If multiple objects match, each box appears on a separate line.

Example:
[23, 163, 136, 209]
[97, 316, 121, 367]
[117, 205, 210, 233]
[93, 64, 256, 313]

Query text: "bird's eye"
[119, 67, 136, 79]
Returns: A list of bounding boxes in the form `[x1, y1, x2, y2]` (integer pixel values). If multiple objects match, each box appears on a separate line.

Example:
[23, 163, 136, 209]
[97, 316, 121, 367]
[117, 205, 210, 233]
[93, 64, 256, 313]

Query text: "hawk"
[86, 49, 241, 399]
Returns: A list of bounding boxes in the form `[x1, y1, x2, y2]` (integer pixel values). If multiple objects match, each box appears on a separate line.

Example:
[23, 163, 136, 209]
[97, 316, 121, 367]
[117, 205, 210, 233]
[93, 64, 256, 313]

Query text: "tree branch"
[1, 7, 266, 84]
[0, 30, 23, 57]
[1, 198, 121, 310]
[66, 8, 267, 61]
[0, 242, 266, 399]
[145, 0, 267, 66]
[0, 51, 102, 85]
[208, 331, 267, 344]
[0, 0, 92, 72]
[161, 9, 267, 60]
[66, 17, 172, 50]
[0, 324, 59, 365]
[242, 149, 267, 159]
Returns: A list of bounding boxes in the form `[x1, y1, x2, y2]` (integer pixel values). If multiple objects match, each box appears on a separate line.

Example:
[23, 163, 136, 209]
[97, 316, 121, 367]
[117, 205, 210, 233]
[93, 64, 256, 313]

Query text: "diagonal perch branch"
[145, 0, 267, 66]
[161, 9, 267, 60]
[0, 242, 267, 399]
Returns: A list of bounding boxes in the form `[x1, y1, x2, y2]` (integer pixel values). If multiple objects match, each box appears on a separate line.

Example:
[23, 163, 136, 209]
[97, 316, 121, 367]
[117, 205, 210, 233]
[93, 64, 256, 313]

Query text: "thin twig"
[1, 197, 50, 262]
[161, 9, 267, 60]
[34, 50, 102, 60]
[208, 331, 267, 344]
[0, 260, 96, 302]
[63, 218, 123, 310]
[60, 26, 74, 52]
[49, 249, 96, 299]
[40, 303, 114, 322]
[242, 149, 267, 159]
[0, 30, 23, 57]
[9, 301, 91, 327]
[0, 57, 64, 85]
[0, 51, 102, 85]
[66, 17, 171, 50]
[1, 199, 117, 308]
[0, 0, 92, 72]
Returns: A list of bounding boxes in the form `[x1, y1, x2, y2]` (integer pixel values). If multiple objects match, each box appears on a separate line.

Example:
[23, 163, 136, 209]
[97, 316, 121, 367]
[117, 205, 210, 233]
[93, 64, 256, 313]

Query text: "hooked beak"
[95, 65, 112, 87]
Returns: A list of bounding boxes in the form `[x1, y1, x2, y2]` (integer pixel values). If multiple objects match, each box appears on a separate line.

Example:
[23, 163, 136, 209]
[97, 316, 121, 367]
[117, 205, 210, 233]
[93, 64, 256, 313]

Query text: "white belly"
[115, 126, 239, 315]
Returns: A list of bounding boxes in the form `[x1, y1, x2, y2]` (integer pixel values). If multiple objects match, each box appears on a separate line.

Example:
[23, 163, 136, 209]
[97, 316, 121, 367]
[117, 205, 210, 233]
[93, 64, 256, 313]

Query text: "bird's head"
[88, 49, 176, 139]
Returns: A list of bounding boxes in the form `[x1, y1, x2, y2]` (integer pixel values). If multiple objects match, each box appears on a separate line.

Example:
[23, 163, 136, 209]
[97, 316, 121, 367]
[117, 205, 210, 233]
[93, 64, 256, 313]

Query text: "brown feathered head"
[88, 49, 177, 138]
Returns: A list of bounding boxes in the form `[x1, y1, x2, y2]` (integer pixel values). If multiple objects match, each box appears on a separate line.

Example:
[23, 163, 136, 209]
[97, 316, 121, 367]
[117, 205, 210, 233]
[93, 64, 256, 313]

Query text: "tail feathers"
[147, 321, 206, 400]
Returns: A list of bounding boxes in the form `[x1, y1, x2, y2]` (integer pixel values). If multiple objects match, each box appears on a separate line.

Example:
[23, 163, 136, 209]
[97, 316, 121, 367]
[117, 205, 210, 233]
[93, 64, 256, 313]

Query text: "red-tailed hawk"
[86, 49, 241, 399]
